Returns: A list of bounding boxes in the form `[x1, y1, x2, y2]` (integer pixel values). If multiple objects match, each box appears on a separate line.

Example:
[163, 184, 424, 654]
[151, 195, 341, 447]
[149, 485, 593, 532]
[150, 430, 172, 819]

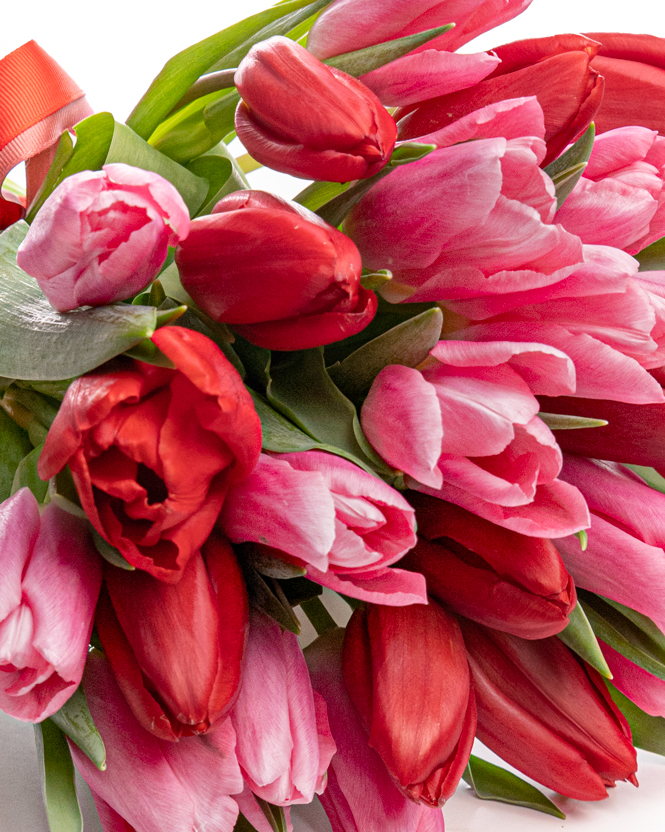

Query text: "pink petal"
[601, 642, 665, 718]
[306, 564, 427, 606]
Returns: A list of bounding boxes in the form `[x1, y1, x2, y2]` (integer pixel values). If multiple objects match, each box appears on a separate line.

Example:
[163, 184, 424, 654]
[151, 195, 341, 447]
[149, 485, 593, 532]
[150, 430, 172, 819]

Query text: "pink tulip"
[16, 163, 189, 311]
[72, 651, 243, 832]
[306, 629, 446, 832]
[600, 642, 665, 718]
[555, 455, 665, 634]
[220, 451, 425, 605]
[555, 126, 665, 255]
[0, 488, 101, 722]
[361, 339, 589, 538]
[230, 609, 335, 805]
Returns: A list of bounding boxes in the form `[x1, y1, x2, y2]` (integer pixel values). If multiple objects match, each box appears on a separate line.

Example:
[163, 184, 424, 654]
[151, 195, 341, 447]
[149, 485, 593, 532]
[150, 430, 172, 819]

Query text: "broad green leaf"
[187, 141, 249, 216]
[544, 123, 595, 209]
[463, 755, 565, 819]
[49, 687, 106, 771]
[625, 464, 665, 495]
[4, 387, 59, 427]
[0, 407, 33, 500]
[242, 561, 301, 634]
[558, 601, 612, 679]
[301, 596, 337, 635]
[322, 24, 454, 77]
[318, 166, 393, 226]
[389, 142, 436, 166]
[0, 223, 157, 380]
[580, 589, 665, 681]
[127, 0, 333, 140]
[10, 443, 48, 502]
[635, 235, 665, 271]
[328, 307, 443, 404]
[293, 180, 349, 211]
[34, 719, 83, 832]
[606, 680, 665, 756]
[26, 130, 75, 221]
[125, 339, 177, 368]
[148, 90, 233, 163]
[538, 412, 608, 430]
[278, 576, 323, 607]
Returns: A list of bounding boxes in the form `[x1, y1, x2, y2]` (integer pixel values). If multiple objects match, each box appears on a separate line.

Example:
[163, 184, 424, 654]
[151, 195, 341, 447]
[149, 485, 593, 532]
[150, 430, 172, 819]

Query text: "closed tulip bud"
[402, 495, 576, 639]
[176, 190, 376, 350]
[460, 618, 638, 800]
[342, 603, 476, 806]
[234, 37, 397, 182]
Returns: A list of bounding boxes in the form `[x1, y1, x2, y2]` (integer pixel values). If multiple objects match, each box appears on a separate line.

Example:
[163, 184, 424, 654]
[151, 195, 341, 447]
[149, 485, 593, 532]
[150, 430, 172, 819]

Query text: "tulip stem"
[301, 597, 337, 635]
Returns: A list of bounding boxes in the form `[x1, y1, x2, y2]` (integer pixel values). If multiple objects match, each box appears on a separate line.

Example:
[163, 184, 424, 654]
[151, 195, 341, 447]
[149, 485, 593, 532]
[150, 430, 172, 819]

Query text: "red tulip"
[96, 531, 247, 741]
[176, 191, 376, 351]
[395, 34, 604, 166]
[460, 618, 638, 800]
[342, 603, 476, 806]
[234, 36, 396, 182]
[38, 326, 262, 582]
[401, 495, 576, 638]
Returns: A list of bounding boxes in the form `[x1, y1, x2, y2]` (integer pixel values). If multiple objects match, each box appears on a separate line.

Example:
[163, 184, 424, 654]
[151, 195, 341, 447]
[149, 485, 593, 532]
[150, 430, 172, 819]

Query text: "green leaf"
[360, 269, 392, 292]
[301, 596, 338, 635]
[242, 561, 301, 634]
[576, 529, 588, 551]
[237, 542, 306, 578]
[124, 339, 177, 368]
[234, 813, 261, 832]
[322, 24, 454, 77]
[389, 142, 436, 166]
[5, 387, 60, 427]
[635, 235, 665, 272]
[558, 601, 612, 679]
[0, 224, 157, 380]
[34, 719, 83, 832]
[278, 576, 323, 607]
[328, 307, 443, 405]
[0, 407, 33, 500]
[463, 755, 565, 819]
[580, 589, 665, 681]
[92, 527, 135, 570]
[318, 166, 393, 225]
[187, 141, 249, 216]
[148, 90, 233, 163]
[538, 412, 608, 430]
[10, 443, 48, 502]
[293, 180, 349, 211]
[49, 686, 106, 771]
[544, 123, 595, 209]
[625, 464, 665, 495]
[127, 0, 333, 140]
[26, 130, 75, 221]
[606, 680, 665, 756]
[254, 797, 288, 832]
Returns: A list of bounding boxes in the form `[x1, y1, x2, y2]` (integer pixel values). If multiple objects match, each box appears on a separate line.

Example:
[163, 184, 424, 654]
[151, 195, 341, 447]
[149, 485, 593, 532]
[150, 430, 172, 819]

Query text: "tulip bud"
[234, 37, 397, 182]
[175, 191, 377, 350]
[342, 603, 476, 806]
[16, 163, 190, 311]
[460, 618, 638, 800]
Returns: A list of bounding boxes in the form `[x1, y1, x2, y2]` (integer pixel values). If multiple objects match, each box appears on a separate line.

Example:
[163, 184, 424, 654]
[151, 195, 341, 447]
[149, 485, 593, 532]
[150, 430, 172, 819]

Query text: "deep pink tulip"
[220, 451, 424, 605]
[554, 455, 665, 634]
[16, 163, 189, 311]
[234, 37, 396, 182]
[0, 488, 101, 722]
[600, 642, 665, 718]
[402, 495, 576, 638]
[71, 651, 244, 832]
[230, 609, 335, 805]
[96, 531, 247, 742]
[306, 629, 446, 832]
[361, 339, 589, 538]
[556, 126, 665, 255]
[343, 603, 476, 806]
[460, 618, 638, 800]
[176, 190, 376, 351]
[396, 34, 603, 166]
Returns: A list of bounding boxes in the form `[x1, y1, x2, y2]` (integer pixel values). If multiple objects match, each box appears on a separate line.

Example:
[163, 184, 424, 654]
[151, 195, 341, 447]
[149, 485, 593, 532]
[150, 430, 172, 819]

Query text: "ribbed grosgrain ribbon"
[0, 40, 92, 223]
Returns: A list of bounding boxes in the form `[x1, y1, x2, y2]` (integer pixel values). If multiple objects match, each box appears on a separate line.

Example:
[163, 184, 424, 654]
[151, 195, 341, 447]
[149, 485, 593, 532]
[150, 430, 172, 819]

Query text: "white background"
[2, 0, 665, 830]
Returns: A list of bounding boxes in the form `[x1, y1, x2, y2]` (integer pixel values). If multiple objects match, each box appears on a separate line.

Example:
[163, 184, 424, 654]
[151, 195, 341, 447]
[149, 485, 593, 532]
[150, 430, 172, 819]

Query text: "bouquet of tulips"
[3, 1, 665, 830]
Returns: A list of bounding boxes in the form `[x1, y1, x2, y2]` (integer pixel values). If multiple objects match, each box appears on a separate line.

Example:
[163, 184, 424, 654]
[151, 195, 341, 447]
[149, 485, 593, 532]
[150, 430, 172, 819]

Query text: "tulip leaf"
[576, 529, 588, 551]
[558, 601, 612, 679]
[242, 562, 301, 634]
[463, 754, 565, 819]
[127, 0, 334, 140]
[322, 23, 454, 77]
[625, 464, 665, 495]
[301, 596, 338, 635]
[34, 719, 83, 832]
[10, 443, 48, 503]
[187, 142, 249, 216]
[605, 680, 665, 756]
[0, 223, 158, 380]
[360, 269, 392, 292]
[92, 527, 135, 571]
[25, 130, 75, 221]
[234, 813, 261, 832]
[254, 797, 288, 832]
[0, 407, 33, 500]
[318, 165, 393, 226]
[328, 307, 443, 405]
[278, 576, 323, 606]
[148, 90, 232, 164]
[538, 412, 608, 430]
[580, 589, 665, 681]
[389, 142, 436, 166]
[635, 235, 665, 271]
[237, 542, 306, 579]
[544, 123, 595, 209]
[49, 686, 106, 771]
[293, 180, 349, 211]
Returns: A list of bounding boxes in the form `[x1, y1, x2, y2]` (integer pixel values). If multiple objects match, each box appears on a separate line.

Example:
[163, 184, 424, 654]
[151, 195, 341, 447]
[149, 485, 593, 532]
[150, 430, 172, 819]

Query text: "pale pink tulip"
[306, 629, 446, 832]
[220, 452, 425, 605]
[71, 652, 243, 832]
[16, 163, 189, 311]
[361, 340, 589, 538]
[231, 609, 336, 806]
[0, 488, 101, 722]
[555, 455, 665, 632]
[556, 126, 665, 255]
